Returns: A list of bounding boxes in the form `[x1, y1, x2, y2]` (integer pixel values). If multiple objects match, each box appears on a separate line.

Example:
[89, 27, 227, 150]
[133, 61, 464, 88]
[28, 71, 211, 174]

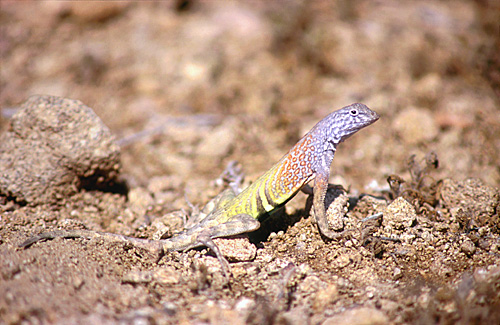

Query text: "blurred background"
[1, 0, 499, 192]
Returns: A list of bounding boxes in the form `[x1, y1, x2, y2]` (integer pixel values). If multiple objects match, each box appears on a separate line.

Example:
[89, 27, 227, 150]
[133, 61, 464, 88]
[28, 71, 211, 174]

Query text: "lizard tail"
[19, 230, 163, 257]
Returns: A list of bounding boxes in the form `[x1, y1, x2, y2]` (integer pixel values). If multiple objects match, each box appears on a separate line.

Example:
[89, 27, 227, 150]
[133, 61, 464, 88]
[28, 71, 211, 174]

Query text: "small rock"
[310, 185, 348, 231]
[383, 197, 416, 231]
[0, 95, 120, 205]
[460, 238, 476, 256]
[393, 267, 403, 280]
[213, 235, 257, 262]
[326, 192, 349, 231]
[393, 107, 439, 144]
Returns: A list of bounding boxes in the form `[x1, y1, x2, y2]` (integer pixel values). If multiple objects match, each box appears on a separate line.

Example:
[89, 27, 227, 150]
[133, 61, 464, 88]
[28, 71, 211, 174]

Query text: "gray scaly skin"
[21, 103, 379, 275]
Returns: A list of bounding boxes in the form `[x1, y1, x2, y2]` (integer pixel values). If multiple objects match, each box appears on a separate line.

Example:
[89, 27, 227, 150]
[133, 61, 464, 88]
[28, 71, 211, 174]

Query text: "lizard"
[20, 103, 379, 275]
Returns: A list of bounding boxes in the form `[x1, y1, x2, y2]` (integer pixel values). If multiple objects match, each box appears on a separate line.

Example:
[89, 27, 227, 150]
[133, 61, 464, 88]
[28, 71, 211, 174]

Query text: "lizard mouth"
[349, 116, 379, 132]
[359, 112, 380, 129]
[339, 113, 379, 142]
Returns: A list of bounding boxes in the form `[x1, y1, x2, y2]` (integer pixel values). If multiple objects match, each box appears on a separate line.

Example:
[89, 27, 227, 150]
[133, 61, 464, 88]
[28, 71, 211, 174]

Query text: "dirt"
[1, 1, 500, 324]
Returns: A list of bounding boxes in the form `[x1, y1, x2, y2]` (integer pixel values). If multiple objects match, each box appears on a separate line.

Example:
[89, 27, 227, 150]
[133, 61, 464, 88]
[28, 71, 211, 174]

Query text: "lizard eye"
[350, 109, 358, 116]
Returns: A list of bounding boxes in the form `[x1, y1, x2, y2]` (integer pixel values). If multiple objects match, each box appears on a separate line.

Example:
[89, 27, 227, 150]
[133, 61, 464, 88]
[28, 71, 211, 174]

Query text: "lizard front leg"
[313, 170, 345, 239]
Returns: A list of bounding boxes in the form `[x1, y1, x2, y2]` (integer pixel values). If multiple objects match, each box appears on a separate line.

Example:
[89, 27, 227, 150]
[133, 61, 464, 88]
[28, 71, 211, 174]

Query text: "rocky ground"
[1, 1, 499, 324]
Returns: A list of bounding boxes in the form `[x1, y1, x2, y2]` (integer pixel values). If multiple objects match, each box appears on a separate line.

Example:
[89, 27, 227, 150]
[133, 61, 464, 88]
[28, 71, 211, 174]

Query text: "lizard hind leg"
[184, 188, 238, 230]
[202, 188, 237, 214]
[193, 213, 261, 277]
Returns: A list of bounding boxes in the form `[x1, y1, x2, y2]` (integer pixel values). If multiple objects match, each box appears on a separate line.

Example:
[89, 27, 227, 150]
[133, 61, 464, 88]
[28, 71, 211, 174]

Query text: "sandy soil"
[1, 1, 499, 324]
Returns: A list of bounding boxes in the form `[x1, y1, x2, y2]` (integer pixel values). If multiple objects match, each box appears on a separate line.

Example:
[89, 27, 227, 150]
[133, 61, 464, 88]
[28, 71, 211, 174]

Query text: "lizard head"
[327, 103, 379, 146]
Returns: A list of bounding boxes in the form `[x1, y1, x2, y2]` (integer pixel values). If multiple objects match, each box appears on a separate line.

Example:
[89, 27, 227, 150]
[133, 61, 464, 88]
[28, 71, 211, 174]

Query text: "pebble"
[383, 197, 417, 231]
[213, 235, 257, 262]
[0, 95, 120, 205]
[460, 238, 476, 256]
[393, 267, 403, 280]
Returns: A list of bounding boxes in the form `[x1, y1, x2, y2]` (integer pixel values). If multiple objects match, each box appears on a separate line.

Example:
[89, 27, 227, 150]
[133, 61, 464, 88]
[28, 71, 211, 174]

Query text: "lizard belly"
[219, 160, 314, 221]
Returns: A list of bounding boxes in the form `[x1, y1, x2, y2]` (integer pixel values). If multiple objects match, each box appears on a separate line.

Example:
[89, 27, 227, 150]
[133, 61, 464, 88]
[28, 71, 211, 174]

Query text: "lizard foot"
[196, 232, 232, 279]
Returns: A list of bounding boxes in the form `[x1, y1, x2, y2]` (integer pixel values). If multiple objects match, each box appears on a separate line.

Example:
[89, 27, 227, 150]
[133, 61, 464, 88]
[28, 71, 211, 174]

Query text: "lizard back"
[201, 103, 379, 224]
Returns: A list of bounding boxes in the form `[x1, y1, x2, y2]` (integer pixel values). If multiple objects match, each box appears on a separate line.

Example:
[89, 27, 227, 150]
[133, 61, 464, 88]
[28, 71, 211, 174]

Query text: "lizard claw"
[197, 232, 233, 279]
